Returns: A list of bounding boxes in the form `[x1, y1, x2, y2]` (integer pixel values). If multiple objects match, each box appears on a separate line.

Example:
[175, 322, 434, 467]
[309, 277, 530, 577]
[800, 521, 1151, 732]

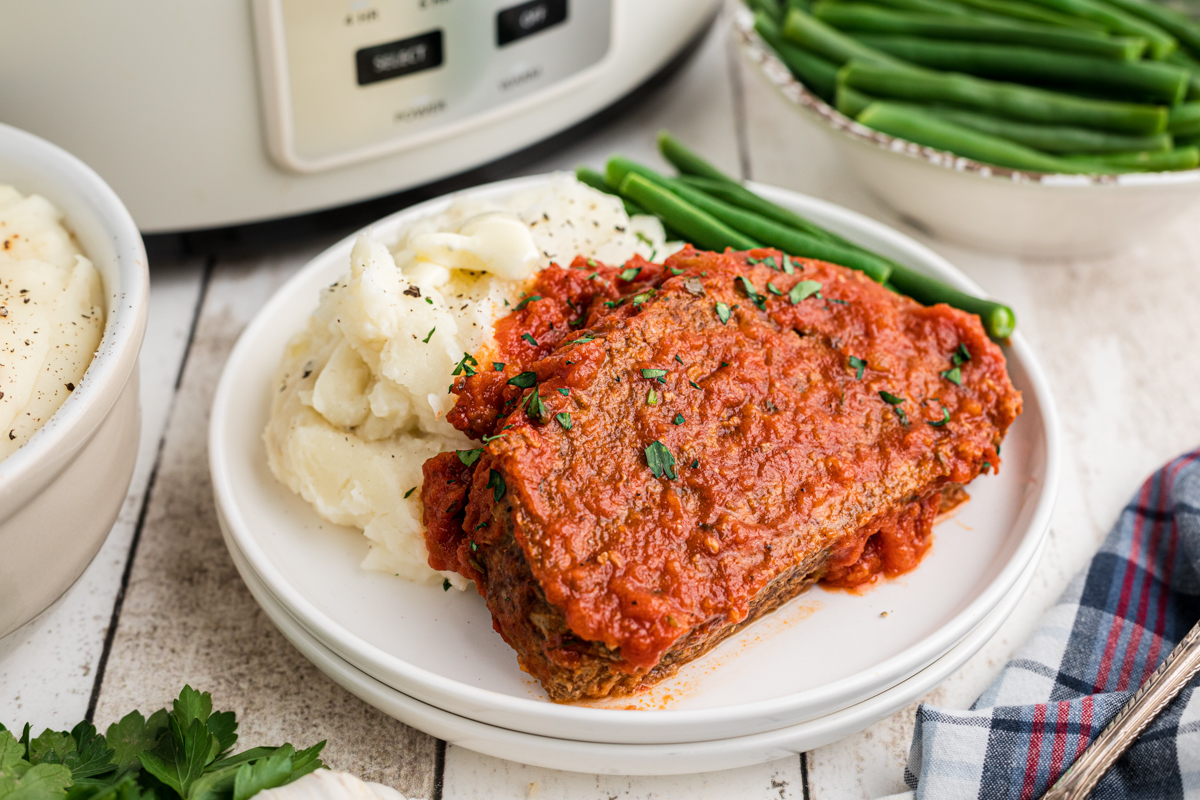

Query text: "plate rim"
[209, 172, 1061, 737]
[223, 511, 1046, 769]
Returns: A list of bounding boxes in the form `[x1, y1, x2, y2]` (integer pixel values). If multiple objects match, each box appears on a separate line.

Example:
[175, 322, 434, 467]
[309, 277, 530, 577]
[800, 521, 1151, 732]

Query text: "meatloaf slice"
[425, 247, 1022, 702]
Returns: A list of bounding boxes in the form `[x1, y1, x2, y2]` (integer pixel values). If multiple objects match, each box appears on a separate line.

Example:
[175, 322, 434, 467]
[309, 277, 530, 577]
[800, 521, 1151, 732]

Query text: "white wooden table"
[6, 6, 1200, 798]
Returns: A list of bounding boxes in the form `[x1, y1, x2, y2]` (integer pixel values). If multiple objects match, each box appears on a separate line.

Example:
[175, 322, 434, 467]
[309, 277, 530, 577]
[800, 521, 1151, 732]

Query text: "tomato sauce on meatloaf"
[422, 247, 1021, 701]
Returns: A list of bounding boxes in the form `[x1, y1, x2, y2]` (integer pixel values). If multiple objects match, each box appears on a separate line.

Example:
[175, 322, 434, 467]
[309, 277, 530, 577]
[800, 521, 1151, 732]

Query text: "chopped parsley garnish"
[521, 333, 539, 347]
[508, 371, 537, 388]
[761, 255, 778, 270]
[452, 352, 478, 377]
[691, 459, 700, 469]
[404, 487, 417, 499]
[619, 267, 641, 281]
[738, 276, 765, 309]
[514, 294, 542, 311]
[720, 361, 729, 368]
[570, 334, 597, 345]
[715, 302, 731, 324]
[782, 255, 796, 275]
[673, 413, 685, 425]
[746, 256, 760, 265]
[469, 541, 478, 552]
[523, 386, 547, 420]
[675, 354, 684, 364]
[425, 297, 434, 305]
[443, 579, 452, 591]
[493, 362, 505, 371]
[879, 392, 908, 425]
[942, 344, 970, 384]
[586, 258, 597, 267]
[457, 448, 484, 466]
[789, 280, 822, 304]
[487, 469, 506, 501]
[632, 290, 654, 306]
[683, 277, 705, 296]
[644, 440, 677, 480]
[481, 432, 508, 443]
[557, 388, 569, 396]
[982, 461, 992, 473]
[423, 327, 436, 343]
[828, 297, 849, 305]
[647, 388, 659, 406]
[641, 368, 668, 382]
[767, 282, 783, 296]
[670, 267, 686, 275]
[689, 380, 701, 390]
[586, 271, 599, 280]
[928, 406, 951, 427]
[555, 412, 573, 430]
[848, 356, 866, 380]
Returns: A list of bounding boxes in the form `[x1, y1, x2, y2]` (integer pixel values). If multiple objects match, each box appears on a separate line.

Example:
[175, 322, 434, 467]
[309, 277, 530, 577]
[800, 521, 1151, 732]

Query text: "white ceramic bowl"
[733, 9, 1200, 257]
[210, 174, 1059, 746]
[0, 124, 149, 651]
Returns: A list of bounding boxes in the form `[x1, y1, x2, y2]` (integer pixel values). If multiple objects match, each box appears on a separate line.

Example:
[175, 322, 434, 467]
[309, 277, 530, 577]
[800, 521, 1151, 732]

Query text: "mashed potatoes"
[0, 186, 104, 461]
[265, 176, 676, 585]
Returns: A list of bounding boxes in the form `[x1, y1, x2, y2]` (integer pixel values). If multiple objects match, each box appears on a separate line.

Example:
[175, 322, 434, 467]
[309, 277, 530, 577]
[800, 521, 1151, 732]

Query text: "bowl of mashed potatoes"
[0, 123, 149, 652]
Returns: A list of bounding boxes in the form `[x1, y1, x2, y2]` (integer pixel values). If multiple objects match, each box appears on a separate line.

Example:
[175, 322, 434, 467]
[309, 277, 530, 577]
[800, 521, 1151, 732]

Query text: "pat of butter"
[409, 212, 540, 281]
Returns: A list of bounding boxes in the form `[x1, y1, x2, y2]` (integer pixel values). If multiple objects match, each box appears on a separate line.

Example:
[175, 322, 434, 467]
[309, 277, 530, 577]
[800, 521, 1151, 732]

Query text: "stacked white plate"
[209, 176, 1060, 775]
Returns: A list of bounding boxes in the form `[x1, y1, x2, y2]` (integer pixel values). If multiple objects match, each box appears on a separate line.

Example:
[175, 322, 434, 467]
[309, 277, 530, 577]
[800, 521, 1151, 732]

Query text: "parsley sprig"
[0, 687, 324, 800]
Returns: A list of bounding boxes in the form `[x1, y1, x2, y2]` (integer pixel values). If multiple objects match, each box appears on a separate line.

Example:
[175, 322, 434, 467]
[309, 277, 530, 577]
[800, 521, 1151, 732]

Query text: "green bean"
[616, 174, 761, 252]
[664, 180, 894, 282]
[627, 159, 977, 301]
[1176, 133, 1200, 147]
[575, 166, 647, 217]
[851, 34, 1188, 103]
[945, 0, 1109, 30]
[840, 60, 1170, 133]
[887, 264, 1016, 339]
[1168, 102, 1200, 135]
[1167, 50, 1200, 100]
[1099, 0, 1200, 54]
[813, 2, 1146, 59]
[674, 175, 857, 247]
[756, 11, 842, 101]
[655, 132, 734, 184]
[1061, 146, 1200, 170]
[1018, 0, 1176, 57]
[859, 0, 983, 15]
[647, 140, 852, 245]
[917, 106, 1173, 152]
[837, 82, 878, 117]
[653, 135, 1016, 337]
[855, 101, 1141, 171]
[749, 0, 786, 21]
[657, 134, 857, 245]
[782, 8, 906, 64]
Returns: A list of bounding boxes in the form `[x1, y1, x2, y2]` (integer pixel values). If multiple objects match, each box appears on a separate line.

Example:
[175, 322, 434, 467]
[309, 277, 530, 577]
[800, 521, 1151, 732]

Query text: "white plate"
[224, 519, 1044, 774]
[209, 174, 1060, 746]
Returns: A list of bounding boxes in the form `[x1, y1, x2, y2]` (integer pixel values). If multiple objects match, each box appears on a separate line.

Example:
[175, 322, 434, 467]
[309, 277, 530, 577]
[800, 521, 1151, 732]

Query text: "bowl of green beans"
[736, 0, 1200, 256]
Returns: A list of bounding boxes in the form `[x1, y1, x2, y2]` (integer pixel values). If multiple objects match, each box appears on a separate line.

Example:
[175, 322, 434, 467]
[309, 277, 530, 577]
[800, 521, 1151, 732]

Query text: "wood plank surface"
[9, 1, 1200, 797]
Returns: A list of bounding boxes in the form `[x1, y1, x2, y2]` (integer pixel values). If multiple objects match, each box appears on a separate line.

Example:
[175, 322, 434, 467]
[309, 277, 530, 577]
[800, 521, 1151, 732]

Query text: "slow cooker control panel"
[253, 0, 613, 172]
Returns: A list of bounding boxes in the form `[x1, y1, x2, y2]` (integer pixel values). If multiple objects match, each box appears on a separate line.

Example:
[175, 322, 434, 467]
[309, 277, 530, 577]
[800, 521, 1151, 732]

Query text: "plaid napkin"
[901, 448, 1200, 799]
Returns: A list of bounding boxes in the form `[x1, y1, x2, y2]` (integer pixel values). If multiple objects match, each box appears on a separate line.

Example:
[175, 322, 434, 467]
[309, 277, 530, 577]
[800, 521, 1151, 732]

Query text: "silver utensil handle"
[1041, 621, 1200, 799]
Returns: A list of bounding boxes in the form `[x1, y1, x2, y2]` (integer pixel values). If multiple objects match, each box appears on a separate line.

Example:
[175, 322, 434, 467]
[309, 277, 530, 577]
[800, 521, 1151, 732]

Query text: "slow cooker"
[0, 0, 720, 232]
